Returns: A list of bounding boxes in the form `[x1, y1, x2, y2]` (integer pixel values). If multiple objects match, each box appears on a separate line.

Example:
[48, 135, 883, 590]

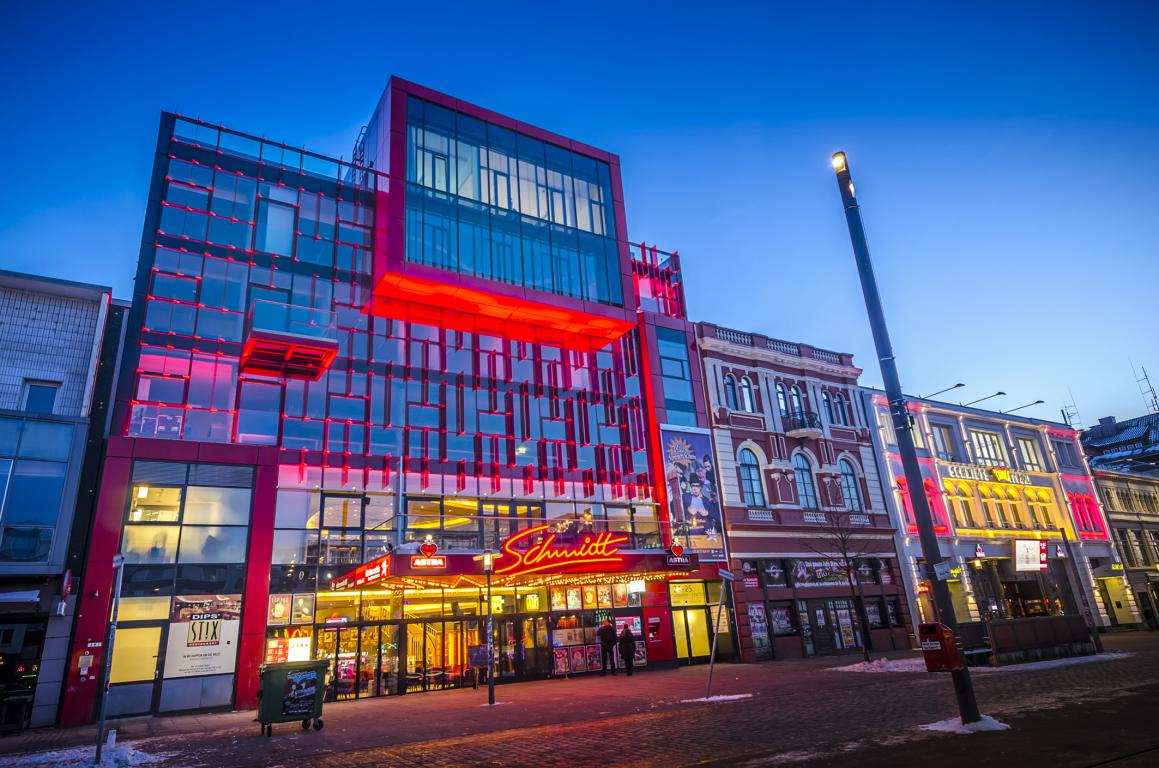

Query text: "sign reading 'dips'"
[1013, 540, 1048, 572]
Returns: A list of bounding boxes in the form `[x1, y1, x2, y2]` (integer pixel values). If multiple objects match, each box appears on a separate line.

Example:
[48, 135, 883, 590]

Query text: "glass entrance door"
[357, 625, 400, 697]
[521, 617, 548, 676]
[315, 627, 360, 701]
[672, 608, 712, 661]
[405, 620, 477, 693]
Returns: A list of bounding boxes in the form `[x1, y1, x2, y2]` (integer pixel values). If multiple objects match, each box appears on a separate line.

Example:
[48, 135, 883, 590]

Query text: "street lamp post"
[483, 551, 495, 706]
[964, 391, 1006, 408]
[831, 152, 982, 725]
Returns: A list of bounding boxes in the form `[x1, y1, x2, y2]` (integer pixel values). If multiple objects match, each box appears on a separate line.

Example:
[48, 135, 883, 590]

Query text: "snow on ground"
[680, 693, 754, 703]
[828, 651, 1132, 674]
[0, 744, 172, 768]
[828, 657, 929, 673]
[919, 714, 1011, 734]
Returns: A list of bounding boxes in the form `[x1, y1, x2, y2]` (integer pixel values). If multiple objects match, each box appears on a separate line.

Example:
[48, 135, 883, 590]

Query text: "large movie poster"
[661, 427, 725, 560]
[163, 594, 242, 679]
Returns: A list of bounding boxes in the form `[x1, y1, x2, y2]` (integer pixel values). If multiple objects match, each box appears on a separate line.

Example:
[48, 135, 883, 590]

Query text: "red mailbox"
[918, 622, 963, 672]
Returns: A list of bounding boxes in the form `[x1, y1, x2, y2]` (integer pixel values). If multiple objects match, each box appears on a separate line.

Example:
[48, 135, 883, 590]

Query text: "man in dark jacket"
[618, 625, 637, 676]
[597, 620, 618, 675]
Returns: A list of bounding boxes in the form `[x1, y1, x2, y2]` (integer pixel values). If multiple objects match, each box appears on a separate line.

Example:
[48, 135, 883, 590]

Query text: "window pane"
[272, 529, 318, 565]
[274, 490, 314, 529]
[118, 596, 172, 622]
[129, 486, 182, 522]
[18, 421, 74, 460]
[0, 419, 20, 454]
[177, 526, 248, 563]
[3, 460, 66, 525]
[183, 486, 251, 525]
[0, 527, 52, 561]
[122, 524, 180, 564]
[23, 383, 58, 415]
[109, 626, 162, 684]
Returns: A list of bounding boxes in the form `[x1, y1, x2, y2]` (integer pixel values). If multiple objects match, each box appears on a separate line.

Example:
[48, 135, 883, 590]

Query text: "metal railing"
[784, 410, 823, 432]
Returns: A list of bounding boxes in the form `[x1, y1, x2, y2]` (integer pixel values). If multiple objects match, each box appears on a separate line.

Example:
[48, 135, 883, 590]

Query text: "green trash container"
[257, 659, 328, 737]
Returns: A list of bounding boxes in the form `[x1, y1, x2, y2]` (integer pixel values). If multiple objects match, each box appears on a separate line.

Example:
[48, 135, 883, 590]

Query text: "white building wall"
[0, 285, 101, 416]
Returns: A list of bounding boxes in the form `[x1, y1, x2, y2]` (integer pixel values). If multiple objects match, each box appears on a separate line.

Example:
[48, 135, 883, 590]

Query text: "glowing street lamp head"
[831, 152, 847, 173]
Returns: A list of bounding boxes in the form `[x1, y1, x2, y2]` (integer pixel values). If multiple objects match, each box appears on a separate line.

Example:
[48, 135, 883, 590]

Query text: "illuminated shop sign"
[331, 554, 391, 591]
[945, 463, 1033, 485]
[411, 555, 447, 569]
[495, 525, 629, 577]
[1013, 540, 1048, 572]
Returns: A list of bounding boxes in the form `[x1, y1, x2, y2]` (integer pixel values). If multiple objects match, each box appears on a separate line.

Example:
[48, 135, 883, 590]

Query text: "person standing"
[597, 619, 618, 675]
[618, 625, 637, 676]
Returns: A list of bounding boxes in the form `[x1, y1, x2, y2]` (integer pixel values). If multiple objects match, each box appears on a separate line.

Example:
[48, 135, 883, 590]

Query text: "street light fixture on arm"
[922, 383, 965, 400]
[963, 391, 1005, 407]
[1002, 399, 1045, 415]
[831, 151, 982, 725]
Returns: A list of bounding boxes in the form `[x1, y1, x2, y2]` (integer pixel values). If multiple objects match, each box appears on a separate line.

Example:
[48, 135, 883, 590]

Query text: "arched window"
[738, 376, 755, 412]
[776, 383, 790, 417]
[793, 453, 817, 509]
[822, 392, 834, 423]
[790, 386, 804, 417]
[839, 458, 862, 512]
[723, 374, 738, 410]
[738, 448, 766, 507]
[834, 395, 849, 426]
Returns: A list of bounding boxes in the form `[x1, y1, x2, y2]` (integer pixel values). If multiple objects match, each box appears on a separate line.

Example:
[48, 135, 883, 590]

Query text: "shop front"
[734, 558, 910, 660]
[305, 526, 712, 700]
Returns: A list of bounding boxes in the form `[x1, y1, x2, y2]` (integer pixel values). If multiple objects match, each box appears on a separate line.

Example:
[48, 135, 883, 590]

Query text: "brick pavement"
[3, 633, 1157, 767]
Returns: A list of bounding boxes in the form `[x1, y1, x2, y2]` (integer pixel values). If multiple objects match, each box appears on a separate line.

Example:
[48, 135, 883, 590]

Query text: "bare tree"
[802, 508, 878, 663]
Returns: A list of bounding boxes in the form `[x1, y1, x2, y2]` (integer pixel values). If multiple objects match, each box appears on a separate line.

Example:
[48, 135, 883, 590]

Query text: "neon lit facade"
[60, 78, 728, 726]
[860, 390, 1140, 630]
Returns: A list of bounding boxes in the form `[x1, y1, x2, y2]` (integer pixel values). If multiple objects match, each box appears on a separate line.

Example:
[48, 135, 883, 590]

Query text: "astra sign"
[494, 526, 629, 577]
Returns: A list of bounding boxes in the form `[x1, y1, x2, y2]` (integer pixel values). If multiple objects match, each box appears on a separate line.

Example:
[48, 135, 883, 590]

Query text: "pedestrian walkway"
[3, 633, 1156, 767]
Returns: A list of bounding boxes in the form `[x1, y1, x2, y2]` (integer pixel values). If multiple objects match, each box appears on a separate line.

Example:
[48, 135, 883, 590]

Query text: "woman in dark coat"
[618, 625, 637, 676]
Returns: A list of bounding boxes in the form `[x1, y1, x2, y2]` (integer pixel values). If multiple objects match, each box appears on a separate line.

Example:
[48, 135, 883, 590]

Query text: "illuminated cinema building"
[59, 78, 729, 724]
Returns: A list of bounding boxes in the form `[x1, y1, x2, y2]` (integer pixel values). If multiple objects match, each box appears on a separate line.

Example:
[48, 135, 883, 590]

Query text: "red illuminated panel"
[371, 270, 635, 353]
[238, 329, 338, 380]
[330, 552, 391, 590]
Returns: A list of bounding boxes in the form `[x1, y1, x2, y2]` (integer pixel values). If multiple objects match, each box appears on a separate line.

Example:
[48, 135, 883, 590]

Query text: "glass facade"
[405, 97, 623, 306]
[125, 116, 649, 504]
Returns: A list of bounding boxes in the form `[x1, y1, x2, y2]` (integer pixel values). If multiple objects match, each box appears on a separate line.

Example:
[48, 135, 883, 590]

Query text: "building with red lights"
[860, 390, 1140, 633]
[58, 79, 731, 725]
[693, 324, 913, 660]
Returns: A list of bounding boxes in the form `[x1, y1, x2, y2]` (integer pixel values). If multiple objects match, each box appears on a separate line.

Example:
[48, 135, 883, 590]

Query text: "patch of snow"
[477, 701, 509, 706]
[0, 745, 173, 768]
[828, 656, 928, 673]
[680, 693, 754, 703]
[920, 714, 1011, 734]
[977, 652, 1132, 673]
[829, 651, 1132, 675]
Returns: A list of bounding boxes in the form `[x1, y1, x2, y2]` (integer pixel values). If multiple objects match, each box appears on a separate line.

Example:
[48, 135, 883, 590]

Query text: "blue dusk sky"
[1, 1, 1156, 425]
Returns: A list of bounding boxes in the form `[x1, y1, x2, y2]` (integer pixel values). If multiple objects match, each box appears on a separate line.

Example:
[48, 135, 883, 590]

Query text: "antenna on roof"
[1134, 361, 1159, 415]
[1061, 389, 1083, 430]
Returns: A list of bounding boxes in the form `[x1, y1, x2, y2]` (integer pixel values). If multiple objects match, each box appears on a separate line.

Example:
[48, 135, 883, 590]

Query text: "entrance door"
[672, 608, 712, 662]
[808, 602, 837, 655]
[315, 627, 359, 701]
[521, 617, 548, 676]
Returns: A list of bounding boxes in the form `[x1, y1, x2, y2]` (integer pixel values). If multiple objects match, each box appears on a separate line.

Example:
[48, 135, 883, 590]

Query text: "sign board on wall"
[163, 594, 242, 679]
[1013, 540, 1048, 572]
[660, 426, 725, 561]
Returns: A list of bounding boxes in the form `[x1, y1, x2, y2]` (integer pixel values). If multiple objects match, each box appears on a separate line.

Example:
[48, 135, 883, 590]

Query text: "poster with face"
[586, 644, 603, 672]
[569, 645, 588, 673]
[596, 584, 613, 608]
[291, 593, 315, 624]
[163, 594, 242, 679]
[553, 647, 570, 675]
[661, 427, 725, 560]
[267, 594, 291, 626]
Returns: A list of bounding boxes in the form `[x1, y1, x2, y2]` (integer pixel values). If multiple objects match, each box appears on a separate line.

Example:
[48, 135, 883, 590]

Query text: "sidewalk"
[3, 632, 1157, 768]
[0, 649, 889, 758]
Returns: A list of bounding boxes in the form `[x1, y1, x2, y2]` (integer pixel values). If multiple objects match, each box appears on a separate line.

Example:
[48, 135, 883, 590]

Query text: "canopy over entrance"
[331, 525, 697, 591]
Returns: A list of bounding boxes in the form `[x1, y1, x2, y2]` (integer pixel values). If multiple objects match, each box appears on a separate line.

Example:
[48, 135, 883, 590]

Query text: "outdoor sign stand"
[94, 554, 124, 767]
[705, 567, 733, 699]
